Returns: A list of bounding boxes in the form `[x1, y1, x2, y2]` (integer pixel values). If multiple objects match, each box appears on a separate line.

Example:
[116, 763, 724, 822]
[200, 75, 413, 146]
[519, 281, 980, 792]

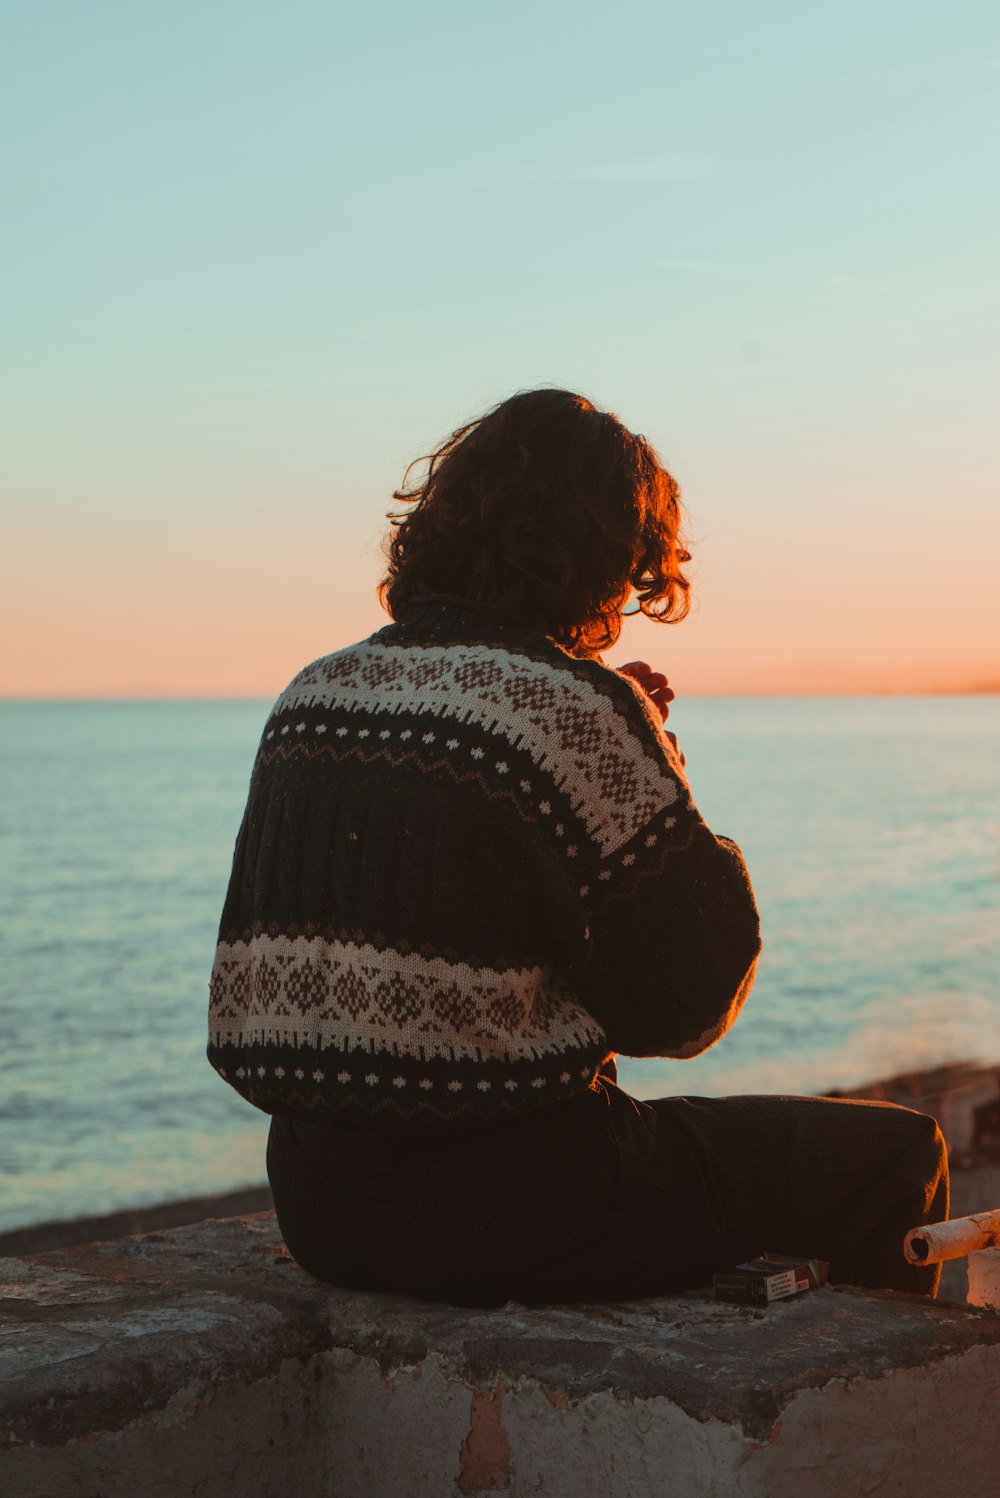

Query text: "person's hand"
[617, 660, 686, 767]
[664, 730, 686, 768]
[617, 660, 674, 721]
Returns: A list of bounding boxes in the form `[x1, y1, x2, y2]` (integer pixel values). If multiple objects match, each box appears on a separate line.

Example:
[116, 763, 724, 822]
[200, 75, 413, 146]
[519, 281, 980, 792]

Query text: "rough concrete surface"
[0, 1183, 274, 1259]
[3, 1212, 1000, 1497]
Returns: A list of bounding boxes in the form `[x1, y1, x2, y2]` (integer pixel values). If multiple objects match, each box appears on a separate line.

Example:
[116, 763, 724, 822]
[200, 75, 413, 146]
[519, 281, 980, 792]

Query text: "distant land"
[1, 662, 999, 701]
[677, 660, 1000, 697]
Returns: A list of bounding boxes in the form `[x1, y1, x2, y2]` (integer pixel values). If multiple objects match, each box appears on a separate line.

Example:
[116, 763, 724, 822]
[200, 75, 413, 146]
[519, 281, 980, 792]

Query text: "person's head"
[380, 387, 691, 654]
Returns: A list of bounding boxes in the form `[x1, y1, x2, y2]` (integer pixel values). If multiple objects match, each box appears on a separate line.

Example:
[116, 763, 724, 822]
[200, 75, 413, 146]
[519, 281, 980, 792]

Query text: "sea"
[1, 696, 997, 1234]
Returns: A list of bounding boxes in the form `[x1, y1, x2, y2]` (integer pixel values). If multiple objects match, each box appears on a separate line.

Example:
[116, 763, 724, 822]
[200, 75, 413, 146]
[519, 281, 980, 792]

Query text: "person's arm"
[568, 658, 761, 1058]
[571, 823, 760, 1058]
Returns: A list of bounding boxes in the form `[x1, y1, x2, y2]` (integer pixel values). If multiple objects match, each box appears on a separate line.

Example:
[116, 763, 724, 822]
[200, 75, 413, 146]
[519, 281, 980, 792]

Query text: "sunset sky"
[3, 1, 998, 697]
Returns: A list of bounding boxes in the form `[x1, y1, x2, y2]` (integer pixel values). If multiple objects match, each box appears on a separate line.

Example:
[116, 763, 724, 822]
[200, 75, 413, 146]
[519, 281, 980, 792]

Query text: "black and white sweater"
[208, 596, 761, 1125]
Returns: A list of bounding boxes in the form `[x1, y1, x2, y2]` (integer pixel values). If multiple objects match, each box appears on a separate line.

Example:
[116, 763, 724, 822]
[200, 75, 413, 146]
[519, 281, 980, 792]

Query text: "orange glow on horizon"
[4, 576, 997, 702]
[4, 483, 999, 700]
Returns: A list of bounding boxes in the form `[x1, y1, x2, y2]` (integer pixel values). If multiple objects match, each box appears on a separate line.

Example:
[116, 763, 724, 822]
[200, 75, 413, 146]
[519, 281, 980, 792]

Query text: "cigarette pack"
[714, 1254, 829, 1306]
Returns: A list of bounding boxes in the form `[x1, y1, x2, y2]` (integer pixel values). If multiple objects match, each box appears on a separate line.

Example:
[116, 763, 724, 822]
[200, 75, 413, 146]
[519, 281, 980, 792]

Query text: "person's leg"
[647, 1092, 949, 1295]
[266, 1088, 948, 1305]
[513, 1087, 948, 1304]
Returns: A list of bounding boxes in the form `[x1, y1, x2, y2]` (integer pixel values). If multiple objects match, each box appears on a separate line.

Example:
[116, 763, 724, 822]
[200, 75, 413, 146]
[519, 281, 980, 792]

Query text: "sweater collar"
[388, 593, 604, 665]
[394, 593, 511, 635]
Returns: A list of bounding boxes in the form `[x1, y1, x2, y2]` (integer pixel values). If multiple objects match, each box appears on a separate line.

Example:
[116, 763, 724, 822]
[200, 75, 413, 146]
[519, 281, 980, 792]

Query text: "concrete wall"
[3, 1212, 1000, 1498]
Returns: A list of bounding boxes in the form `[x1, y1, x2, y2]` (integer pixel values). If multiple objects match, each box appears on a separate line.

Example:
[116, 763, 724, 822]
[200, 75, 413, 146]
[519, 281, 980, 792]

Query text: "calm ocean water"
[1, 696, 997, 1233]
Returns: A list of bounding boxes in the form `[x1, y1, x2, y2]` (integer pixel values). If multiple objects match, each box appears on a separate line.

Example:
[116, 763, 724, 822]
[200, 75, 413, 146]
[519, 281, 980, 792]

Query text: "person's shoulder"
[269, 636, 376, 714]
[262, 626, 653, 747]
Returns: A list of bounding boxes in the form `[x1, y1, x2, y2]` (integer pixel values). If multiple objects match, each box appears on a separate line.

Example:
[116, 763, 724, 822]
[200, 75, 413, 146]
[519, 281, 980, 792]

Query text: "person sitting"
[208, 387, 948, 1306]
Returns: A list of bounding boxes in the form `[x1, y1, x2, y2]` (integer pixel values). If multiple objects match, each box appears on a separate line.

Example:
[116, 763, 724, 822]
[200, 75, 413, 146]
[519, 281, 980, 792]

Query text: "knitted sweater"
[208, 596, 761, 1126]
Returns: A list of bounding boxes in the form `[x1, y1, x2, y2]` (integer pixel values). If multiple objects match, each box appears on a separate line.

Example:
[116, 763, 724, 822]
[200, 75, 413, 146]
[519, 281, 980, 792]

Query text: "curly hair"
[380, 388, 691, 654]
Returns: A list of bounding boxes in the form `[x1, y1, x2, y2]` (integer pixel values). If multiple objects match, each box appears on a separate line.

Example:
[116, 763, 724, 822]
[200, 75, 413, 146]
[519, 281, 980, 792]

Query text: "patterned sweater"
[208, 595, 761, 1125]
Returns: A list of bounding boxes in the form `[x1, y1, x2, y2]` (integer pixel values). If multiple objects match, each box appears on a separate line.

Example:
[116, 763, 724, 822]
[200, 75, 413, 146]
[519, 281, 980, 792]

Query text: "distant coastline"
[682, 683, 1000, 698]
[3, 654, 1000, 705]
[672, 663, 1000, 697]
[1, 684, 998, 703]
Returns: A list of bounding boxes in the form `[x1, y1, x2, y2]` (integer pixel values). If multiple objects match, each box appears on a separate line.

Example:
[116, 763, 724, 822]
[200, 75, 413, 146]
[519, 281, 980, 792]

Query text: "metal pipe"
[904, 1209, 1000, 1266]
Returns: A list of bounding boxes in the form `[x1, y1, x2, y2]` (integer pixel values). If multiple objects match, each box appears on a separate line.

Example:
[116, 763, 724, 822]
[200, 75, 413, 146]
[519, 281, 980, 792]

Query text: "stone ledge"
[3, 1212, 1000, 1498]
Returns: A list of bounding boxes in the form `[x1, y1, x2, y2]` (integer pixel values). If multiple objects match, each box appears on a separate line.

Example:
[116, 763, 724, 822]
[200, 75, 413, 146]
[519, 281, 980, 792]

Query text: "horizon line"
[2, 685, 998, 704]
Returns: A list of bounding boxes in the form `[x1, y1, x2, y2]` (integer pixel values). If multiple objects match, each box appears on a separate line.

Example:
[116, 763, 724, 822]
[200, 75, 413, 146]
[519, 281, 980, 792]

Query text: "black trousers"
[267, 1081, 949, 1307]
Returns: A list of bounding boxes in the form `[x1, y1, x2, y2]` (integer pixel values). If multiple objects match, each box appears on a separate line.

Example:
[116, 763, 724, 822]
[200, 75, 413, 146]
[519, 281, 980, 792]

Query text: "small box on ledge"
[714, 1253, 829, 1306]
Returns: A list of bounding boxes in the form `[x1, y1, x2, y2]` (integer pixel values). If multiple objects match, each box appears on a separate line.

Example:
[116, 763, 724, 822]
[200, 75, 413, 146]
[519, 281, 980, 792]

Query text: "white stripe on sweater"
[275, 640, 685, 857]
[209, 934, 607, 1062]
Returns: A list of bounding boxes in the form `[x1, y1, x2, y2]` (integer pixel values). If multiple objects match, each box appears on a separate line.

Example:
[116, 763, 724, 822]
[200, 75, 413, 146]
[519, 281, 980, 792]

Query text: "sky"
[2, 0, 998, 696]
